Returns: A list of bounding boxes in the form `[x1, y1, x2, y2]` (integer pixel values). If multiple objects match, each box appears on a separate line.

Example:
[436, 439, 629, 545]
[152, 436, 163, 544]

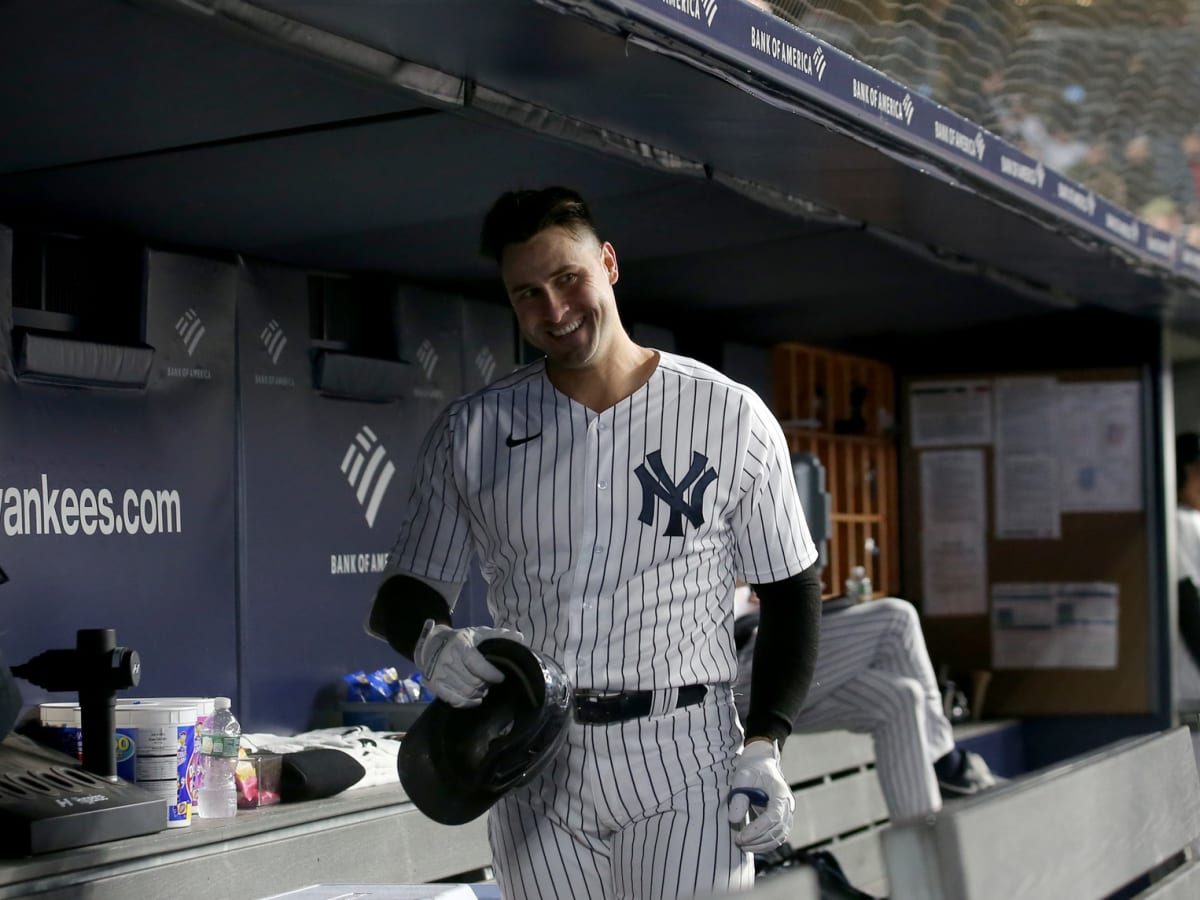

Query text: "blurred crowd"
[751, 0, 1200, 247]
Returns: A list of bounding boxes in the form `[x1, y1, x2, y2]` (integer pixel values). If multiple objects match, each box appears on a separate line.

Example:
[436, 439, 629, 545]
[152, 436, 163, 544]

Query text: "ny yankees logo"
[635, 450, 717, 537]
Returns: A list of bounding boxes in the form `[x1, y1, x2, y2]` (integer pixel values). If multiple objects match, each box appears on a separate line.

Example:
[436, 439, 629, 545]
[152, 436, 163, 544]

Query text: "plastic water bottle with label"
[845, 565, 872, 603]
[195, 697, 240, 818]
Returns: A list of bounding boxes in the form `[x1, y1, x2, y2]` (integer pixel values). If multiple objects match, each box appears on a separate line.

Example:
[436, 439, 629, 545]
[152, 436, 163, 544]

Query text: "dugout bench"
[882, 726, 1200, 900]
[759, 724, 1200, 900]
[779, 729, 890, 896]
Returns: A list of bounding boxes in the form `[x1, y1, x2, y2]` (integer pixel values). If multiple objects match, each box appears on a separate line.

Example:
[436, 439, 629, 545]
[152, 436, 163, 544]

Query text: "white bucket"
[38, 702, 138, 781]
[120, 703, 198, 828]
[38, 698, 201, 828]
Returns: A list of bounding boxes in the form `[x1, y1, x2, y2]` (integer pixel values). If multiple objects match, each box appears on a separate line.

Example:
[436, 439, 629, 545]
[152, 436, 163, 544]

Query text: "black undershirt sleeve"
[744, 564, 823, 746]
[1180, 578, 1200, 669]
[368, 574, 453, 660]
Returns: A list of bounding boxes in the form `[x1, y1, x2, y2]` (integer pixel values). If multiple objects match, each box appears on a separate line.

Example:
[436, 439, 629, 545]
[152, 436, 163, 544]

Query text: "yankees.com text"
[2, 475, 182, 536]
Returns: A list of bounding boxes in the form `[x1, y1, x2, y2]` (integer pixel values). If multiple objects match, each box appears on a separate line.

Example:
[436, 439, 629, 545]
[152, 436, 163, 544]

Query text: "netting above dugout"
[758, 0, 1200, 244]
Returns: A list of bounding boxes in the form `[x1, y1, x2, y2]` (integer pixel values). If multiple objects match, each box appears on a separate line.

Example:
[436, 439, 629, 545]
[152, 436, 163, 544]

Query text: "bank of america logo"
[416, 339, 438, 381]
[175, 309, 205, 357]
[901, 93, 915, 125]
[260, 320, 287, 365]
[1035, 162, 1046, 189]
[813, 47, 827, 81]
[475, 346, 497, 384]
[974, 132, 986, 161]
[340, 426, 395, 528]
[701, 0, 718, 26]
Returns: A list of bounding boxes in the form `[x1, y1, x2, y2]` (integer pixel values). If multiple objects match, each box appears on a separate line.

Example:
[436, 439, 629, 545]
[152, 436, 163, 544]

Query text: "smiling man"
[369, 186, 823, 899]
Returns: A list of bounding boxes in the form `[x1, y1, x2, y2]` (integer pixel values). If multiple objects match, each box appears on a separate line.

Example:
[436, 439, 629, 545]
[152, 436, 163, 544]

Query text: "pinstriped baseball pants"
[791, 597, 956, 821]
[488, 685, 755, 899]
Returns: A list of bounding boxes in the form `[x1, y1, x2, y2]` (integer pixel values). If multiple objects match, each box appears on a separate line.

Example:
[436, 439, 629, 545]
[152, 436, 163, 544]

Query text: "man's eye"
[560, 273, 578, 285]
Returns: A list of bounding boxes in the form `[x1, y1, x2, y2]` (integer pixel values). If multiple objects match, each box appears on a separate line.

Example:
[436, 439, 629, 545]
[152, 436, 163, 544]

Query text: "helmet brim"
[397, 638, 573, 825]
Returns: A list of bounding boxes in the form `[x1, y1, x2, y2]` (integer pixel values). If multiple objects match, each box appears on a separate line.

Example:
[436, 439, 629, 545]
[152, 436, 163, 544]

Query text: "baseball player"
[733, 583, 1001, 822]
[369, 186, 823, 898]
[1173, 433, 1200, 707]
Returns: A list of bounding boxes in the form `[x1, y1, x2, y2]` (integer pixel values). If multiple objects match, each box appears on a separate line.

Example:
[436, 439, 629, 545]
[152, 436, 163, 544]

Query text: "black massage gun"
[11, 628, 141, 779]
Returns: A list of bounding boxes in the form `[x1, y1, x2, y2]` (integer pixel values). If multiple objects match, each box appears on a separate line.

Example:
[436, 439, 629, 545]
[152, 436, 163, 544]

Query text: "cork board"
[902, 368, 1151, 716]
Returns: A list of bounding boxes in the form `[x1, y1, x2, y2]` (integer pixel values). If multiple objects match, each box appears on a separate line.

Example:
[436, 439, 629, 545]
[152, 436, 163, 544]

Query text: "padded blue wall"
[0, 240, 239, 707]
[0, 232, 515, 733]
[234, 263, 516, 731]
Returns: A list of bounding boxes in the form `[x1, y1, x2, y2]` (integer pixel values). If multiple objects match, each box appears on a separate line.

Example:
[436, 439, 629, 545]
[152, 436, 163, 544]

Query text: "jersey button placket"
[590, 413, 614, 569]
[566, 413, 602, 677]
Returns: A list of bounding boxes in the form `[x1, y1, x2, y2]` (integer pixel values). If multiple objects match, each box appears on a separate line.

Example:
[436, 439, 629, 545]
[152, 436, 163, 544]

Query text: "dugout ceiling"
[2, 0, 1199, 350]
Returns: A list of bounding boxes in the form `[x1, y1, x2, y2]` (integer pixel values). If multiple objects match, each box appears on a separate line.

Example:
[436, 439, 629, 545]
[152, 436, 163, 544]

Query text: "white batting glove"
[413, 620, 525, 708]
[726, 739, 794, 853]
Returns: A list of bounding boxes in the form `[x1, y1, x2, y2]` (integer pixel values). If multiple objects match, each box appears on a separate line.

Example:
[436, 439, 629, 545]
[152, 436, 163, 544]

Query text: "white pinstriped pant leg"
[489, 686, 755, 899]
[792, 598, 955, 820]
[600, 687, 753, 899]
[489, 762, 609, 900]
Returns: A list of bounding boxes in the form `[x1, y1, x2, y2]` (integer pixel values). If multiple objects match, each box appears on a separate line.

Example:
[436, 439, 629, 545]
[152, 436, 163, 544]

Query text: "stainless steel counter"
[0, 785, 491, 900]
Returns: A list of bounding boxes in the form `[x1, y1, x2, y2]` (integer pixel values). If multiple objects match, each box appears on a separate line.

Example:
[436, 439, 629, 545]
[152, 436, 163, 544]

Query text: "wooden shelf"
[773, 343, 899, 600]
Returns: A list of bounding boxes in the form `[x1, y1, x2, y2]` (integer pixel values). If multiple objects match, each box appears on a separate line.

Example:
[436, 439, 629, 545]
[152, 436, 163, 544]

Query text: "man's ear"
[601, 241, 619, 285]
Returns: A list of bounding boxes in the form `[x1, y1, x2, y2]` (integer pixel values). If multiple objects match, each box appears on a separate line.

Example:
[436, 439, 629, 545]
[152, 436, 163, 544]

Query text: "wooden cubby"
[772, 343, 899, 599]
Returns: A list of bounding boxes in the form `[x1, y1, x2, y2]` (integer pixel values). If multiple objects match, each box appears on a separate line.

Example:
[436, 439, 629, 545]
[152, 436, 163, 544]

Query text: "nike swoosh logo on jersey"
[505, 432, 542, 448]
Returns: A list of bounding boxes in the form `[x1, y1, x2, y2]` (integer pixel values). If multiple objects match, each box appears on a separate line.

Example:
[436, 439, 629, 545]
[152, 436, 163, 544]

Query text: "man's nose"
[541, 287, 569, 321]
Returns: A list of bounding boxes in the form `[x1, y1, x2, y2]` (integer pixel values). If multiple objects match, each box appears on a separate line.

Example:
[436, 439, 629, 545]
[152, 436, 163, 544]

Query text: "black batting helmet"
[397, 638, 574, 825]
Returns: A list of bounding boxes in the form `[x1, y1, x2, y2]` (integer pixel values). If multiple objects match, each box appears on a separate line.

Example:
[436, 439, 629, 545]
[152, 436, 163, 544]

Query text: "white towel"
[242, 726, 402, 789]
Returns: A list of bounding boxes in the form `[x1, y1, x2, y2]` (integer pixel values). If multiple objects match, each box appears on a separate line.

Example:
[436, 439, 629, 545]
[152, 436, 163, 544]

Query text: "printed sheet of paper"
[909, 380, 993, 448]
[994, 377, 1061, 539]
[1058, 381, 1142, 512]
[920, 450, 988, 616]
[994, 454, 1061, 539]
[991, 582, 1119, 669]
[990, 583, 1057, 668]
[1055, 583, 1120, 668]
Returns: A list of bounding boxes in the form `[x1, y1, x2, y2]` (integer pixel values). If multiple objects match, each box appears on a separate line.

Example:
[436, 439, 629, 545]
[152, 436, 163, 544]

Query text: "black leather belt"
[573, 685, 708, 725]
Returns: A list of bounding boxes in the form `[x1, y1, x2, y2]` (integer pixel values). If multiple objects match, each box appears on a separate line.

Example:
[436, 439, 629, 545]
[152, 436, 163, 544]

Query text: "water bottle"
[195, 697, 240, 818]
[846, 565, 872, 602]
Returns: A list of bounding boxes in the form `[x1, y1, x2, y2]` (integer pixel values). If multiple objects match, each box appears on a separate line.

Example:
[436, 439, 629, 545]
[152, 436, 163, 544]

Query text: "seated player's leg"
[853, 598, 956, 763]
[820, 598, 1001, 800]
[795, 668, 941, 820]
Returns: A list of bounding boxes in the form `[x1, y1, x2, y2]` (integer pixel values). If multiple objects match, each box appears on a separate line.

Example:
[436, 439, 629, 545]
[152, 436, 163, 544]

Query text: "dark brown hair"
[479, 187, 600, 262]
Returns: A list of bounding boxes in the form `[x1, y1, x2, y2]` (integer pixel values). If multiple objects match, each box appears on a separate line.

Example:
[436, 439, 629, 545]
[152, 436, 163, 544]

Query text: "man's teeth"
[550, 320, 583, 338]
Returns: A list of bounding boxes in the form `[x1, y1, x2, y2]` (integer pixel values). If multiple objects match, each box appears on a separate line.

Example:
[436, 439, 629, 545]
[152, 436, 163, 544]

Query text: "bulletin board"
[902, 368, 1153, 716]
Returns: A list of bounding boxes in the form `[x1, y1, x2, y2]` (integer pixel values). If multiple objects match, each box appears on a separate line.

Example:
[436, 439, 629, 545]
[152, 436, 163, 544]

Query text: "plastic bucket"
[121, 703, 198, 828]
[117, 697, 217, 806]
[38, 702, 138, 781]
[38, 698, 201, 828]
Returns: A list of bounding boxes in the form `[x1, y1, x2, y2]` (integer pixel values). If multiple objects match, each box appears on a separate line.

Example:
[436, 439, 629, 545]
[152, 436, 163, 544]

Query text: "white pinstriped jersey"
[388, 351, 817, 691]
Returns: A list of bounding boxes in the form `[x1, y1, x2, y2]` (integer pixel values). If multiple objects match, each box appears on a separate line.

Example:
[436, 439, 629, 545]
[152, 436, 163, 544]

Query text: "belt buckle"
[577, 690, 622, 705]
[575, 690, 640, 725]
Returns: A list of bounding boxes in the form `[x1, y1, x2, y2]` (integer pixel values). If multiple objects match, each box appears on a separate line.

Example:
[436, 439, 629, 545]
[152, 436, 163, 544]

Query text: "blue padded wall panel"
[237, 266, 468, 731]
[0, 246, 239, 707]
[460, 297, 515, 393]
[394, 285, 466, 513]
